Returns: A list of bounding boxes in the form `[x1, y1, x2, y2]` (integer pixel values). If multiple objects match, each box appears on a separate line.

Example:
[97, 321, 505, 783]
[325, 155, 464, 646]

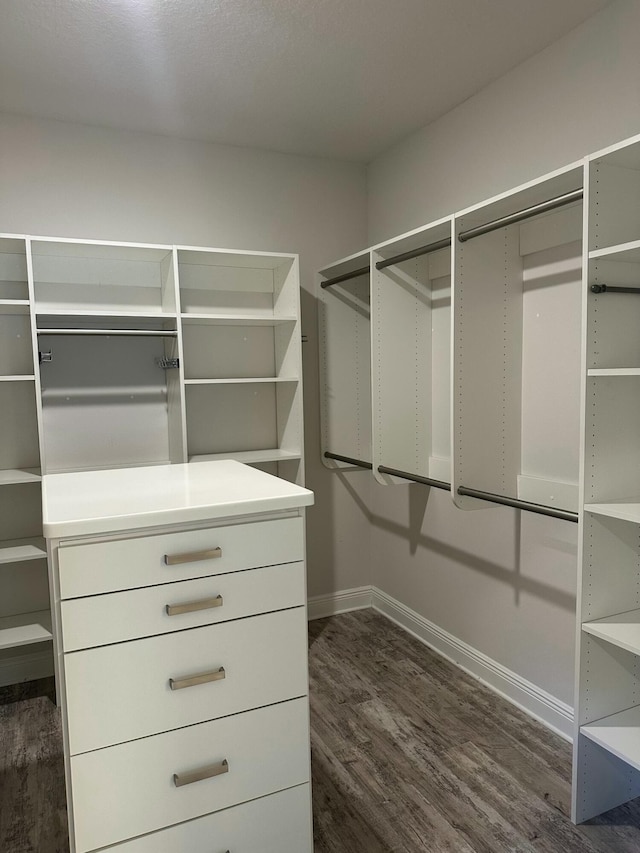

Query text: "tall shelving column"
[573, 133, 640, 822]
[0, 236, 51, 685]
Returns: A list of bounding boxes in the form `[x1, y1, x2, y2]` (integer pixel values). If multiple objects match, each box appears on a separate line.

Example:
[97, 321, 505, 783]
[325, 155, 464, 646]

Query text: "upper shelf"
[583, 609, 640, 657]
[585, 500, 640, 524]
[180, 313, 297, 326]
[589, 241, 640, 263]
[581, 706, 640, 774]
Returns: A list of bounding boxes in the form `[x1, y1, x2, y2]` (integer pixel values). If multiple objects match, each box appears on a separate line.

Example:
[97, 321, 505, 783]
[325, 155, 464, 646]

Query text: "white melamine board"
[184, 377, 297, 385]
[319, 267, 371, 467]
[0, 383, 40, 470]
[70, 697, 310, 852]
[585, 376, 640, 502]
[0, 468, 40, 485]
[520, 240, 581, 499]
[577, 633, 640, 726]
[60, 560, 305, 650]
[39, 334, 170, 472]
[430, 267, 452, 468]
[189, 449, 301, 464]
[104, 784, 312, 853]
[64, 607, 308, 754]
[590, 241, 640, 264]
[572, 734, 640, 824]
[585, 501, 640, 525]
[0, 312, 33, 375]
[583, 609, 640, 657]
[0, 238, 28, 301]
[276, 381, 302, 455]
[589, 160, 640, 251]
[181, 313, 296, 325]
[0, 610, 52, 650]
[0, 375, 35, 382]
[0, 539, 46, 565]
[582, 706, 640, 773]
[0, 300, 29, 313]
[0, 559, 49, 618]
[589, 369, 640, 376]
[453, 224, 522, 505]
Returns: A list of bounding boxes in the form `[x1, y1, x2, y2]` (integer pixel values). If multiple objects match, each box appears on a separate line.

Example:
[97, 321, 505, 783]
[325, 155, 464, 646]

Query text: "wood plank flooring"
[2, 609, 640, 852]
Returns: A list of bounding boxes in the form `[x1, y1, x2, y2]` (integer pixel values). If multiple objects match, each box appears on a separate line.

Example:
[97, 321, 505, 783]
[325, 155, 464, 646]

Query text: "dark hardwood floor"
[2, 609, 640, 852]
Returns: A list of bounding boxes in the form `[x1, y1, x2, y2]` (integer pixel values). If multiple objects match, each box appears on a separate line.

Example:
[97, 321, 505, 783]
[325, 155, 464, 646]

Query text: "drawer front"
[61, 560, 306, 650]
[65, 606, 308, 755]
[58, 516, 303, 598]
[70, 697, 311, 853]
[103, 784, 312, 852]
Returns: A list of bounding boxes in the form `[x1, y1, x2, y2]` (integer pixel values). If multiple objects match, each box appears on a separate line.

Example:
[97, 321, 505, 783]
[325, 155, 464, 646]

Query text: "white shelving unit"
[573, 133, 640, 822]
[0, 236, 51, 684]
[452, 163, 584, 517]
[318, 250, 372, 471]
[371, 217, 452, 488]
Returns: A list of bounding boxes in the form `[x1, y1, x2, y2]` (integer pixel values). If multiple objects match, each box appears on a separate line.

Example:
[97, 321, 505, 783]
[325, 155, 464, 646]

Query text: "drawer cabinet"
[44, 462, 314, 853]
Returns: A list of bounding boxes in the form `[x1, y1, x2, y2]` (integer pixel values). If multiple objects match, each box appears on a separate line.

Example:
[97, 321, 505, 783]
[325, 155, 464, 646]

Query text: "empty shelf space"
[180, 313, 297, 326]
[581, 706, 640, 773]
[583, 609, 640, 656]
[590, 241, 640, 263]
[585, 500, 640, 524]
[587, 368, 640, 376]
[0, 537, 47, 564]
[189, 449, 301, 465]
[184, 377, 298, 385]
[0, 468, 41, 485]
[0, 610, 53, 651]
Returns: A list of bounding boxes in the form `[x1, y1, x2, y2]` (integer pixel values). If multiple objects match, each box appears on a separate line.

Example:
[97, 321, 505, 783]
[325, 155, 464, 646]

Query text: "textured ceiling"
[0, 0, 612, 162]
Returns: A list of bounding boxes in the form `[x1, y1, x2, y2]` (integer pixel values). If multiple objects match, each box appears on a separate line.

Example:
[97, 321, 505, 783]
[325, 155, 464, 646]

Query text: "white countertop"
[42, 461, 314, 539]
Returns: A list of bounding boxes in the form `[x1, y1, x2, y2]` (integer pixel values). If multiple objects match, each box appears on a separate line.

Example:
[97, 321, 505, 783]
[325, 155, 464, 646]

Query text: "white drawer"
[65, 606, 308, 755]
[70, 697, 311, 853]
[60, 560, 306, 650]
[58, 516, 303, 598]
[102, 783, 313, 852]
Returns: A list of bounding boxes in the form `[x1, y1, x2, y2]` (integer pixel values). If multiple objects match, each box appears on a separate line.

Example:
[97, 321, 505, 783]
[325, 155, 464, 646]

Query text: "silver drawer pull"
[164, 547, 222, 566]
[169, 666, 225, 691]
[173, 758, 228, 788]
[166, 594, 223, 617]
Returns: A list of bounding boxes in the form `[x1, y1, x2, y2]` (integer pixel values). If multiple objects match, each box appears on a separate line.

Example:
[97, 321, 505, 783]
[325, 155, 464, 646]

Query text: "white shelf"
[0, 375, 35, 382]
[581, 706, 640, 773]
[189, 449, 301, 465]
[588, 368, 640, 376]
[585, 499, 640, 523]
[184, 377, 299, 385]
[583, 609, 640, 656]
[35, 308, 177, 319]
[0, 537, 47, 565]
[589, 241, 640, 263]
[0, 468, 41, 486]
[0, 299, 30, 314]
[181, 313, 296, 326]
[0, 611, 53, 651]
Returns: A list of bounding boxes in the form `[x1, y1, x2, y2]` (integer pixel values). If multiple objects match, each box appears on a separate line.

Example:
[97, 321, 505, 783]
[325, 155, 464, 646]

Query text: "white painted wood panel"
[61, 560, 305, 650]
[58, 516, 303, 598]
[69, 697, 310, 852]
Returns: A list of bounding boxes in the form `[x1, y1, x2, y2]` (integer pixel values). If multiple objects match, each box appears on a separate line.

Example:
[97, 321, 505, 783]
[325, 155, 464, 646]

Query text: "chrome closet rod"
[375, 237, 452, 271]
[36, 329, 177, 337]
[324, 451, 373, 470]
[457, 486, 578, 523]
[591, 284, 640, 295]
[458, 188, 583, 243]
[321, 265, 371, 289]
[377, 465, 450, 491]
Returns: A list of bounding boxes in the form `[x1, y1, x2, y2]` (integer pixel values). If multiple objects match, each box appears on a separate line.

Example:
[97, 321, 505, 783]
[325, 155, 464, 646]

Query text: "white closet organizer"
[0, 236, 50, 681]
[452, 163, 584, 522]
[318, 250, 372, 471]
[573, 134, 640, 822]
[371, 217, 452, 489]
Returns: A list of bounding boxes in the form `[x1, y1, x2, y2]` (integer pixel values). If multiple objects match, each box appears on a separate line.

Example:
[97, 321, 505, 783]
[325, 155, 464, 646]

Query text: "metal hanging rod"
[324, 451, 373, 470]
[377, 465, 450, 491]
[36, 329, 178, 337]
[375, 237, 452, 271]
[457, 486, 578, 523]
[321, 265, 370, 289]
[458, 188, 583, 244]
[591, 284, 640, 295]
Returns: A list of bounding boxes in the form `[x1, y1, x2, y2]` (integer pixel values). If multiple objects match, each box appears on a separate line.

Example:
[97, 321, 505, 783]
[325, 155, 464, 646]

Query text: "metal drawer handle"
[169, 666, 226, 691]
[173, 758, 229, 788]
[164, 547, 222, 566]
[166, 594, 223, 617]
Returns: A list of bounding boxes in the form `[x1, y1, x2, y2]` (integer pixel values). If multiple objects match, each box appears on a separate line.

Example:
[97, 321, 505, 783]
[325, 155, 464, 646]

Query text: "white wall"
[365, 0, 640, 707]
[0, 112, 371, 600]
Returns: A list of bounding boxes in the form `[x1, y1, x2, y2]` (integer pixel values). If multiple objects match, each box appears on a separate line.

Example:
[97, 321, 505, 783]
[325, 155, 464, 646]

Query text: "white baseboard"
[0, 649, 54, 688]
[307, 586, 372, 621]
[307, 585, 574, 741]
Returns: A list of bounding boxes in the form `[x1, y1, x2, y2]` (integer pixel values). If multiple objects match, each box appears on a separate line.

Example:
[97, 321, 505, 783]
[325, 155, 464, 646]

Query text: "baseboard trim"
[307, 586, 372, 621]
[0, 649, 54, 688]
[307, 585, 574, 741]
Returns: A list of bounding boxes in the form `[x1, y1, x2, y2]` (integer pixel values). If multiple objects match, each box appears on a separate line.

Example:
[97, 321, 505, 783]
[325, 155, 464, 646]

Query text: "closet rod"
[591, 284, 640, 295]
[458, 188, 583, 243]
[457, 486, 578, 523]
[324, 451, 373, 470]
[321, 265, 370, 289]
[375, 237, 451, 271]
[36, 329, 178, 337]
[378, 465, 450, 491]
